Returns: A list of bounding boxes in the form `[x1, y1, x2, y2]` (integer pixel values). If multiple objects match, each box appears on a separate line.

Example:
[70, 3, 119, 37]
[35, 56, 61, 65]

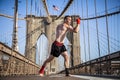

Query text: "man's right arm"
[68, 18, 81, 33]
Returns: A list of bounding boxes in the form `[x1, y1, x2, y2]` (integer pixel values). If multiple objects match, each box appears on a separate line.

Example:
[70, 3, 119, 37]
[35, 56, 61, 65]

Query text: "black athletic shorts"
[50, 41, 67, 57]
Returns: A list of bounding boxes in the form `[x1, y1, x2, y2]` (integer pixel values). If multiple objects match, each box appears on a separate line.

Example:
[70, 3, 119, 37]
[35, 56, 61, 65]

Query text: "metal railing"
[60, 51, 120, 77]
[0, 42, 40, 76]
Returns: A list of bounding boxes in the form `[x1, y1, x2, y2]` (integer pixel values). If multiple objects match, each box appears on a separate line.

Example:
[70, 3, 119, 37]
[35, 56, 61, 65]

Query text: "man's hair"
[64, 15, 71, 21]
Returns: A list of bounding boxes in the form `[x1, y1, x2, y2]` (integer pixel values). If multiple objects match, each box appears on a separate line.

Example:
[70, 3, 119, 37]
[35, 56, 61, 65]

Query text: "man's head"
[64, 15, 71, 25]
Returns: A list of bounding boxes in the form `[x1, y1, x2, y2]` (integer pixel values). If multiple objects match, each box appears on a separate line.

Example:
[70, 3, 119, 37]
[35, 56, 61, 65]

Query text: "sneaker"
[39, 73, 44, 77]
[65, 74, 71, 77]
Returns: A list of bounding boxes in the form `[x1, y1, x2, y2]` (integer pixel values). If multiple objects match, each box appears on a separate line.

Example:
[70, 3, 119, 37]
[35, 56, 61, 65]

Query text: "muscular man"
[39, 15, 81, 76]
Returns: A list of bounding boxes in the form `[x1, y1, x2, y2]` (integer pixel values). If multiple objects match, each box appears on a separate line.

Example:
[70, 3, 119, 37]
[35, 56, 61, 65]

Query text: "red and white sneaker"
[39, 73, 44, 77]
[39, 66, 45, 77]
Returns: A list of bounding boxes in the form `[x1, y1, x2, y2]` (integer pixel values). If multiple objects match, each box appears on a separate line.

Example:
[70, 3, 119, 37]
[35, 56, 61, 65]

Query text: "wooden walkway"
[0, 74, 88, 80]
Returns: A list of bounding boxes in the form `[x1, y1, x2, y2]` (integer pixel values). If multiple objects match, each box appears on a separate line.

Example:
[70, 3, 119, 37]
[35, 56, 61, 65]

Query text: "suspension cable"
[81, 0, 87, 62]
[76, 0, 80, 63]
[26, 0, 28, 16]
[56, 0, 73, 20]
[30, 0, 33, 16]
[86, 0, 91, 60]
[116, 14, 120, 49]
[89, 26, 120, 51]
[82, 10, 120, 20]
[94, 0, 101, 58]
[35, 0, 37, 16]
[105, 0, 110, 55]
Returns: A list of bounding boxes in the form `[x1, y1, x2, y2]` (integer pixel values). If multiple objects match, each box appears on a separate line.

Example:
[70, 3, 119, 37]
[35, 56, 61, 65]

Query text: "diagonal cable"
[42, 0, 51, 19]
[56, 0, 73, 20]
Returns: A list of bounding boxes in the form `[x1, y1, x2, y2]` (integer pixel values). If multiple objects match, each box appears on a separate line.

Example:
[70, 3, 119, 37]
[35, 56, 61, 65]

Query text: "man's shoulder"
[57, 24, 63, 28]
[58, 24, 63, 26]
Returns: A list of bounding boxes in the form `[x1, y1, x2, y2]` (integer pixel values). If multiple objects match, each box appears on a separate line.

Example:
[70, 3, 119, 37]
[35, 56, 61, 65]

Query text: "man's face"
[65, 17, 71, 25]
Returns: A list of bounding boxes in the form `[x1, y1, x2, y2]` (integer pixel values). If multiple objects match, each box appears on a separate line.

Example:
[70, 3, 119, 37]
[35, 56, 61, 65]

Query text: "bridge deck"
[0, 74, 87, 80]
[1, 74, 120, 80]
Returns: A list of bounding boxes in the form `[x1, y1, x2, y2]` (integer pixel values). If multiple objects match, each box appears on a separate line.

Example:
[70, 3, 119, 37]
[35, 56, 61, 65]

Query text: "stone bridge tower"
[25, 15, 81, 74]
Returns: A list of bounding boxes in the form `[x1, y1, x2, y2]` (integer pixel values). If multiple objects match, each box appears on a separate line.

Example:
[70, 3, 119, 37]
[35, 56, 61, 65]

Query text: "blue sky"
[0, 0, 120, 65]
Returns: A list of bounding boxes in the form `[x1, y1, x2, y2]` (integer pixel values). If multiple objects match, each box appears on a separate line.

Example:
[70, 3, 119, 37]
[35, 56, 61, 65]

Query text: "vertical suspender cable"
[112, 14, 116, 51]
[77, 0, 79, 15]
[38, 0, 40, 16]
[86, 0, 91, 60]
[12, 0, 19, 51]
[74, 0, 77, 62]
[26, 0, 28, 16]
[25, 0, 28, 73]
[81, 0, 87, 73]
[86, 0, 91, 74]
[105, 0, 110, 55]
[94, 0, 101, 59]
[116, 13, 119, 48]
[30, 0, 33, 16]
[81, 0, 87, 62]
[115, 13, 119, 50]
[36, 0, 38, 16]
[8, 0, 19, 75]
[35, 0, 37, 16]
[72, 0, 75, 16]
[94, 0, 101, 75]
[39, 1, 41, 16]
[77, 0, 81, 64]
[39, 38, 41, 65]
[40, 35, 42, 65]
[71, 0, 75, 67]
[25, 0, 27, 73]
[105, 0, 111, 74]
[69, 1, 73, 66]
[76, 0, 80, 63]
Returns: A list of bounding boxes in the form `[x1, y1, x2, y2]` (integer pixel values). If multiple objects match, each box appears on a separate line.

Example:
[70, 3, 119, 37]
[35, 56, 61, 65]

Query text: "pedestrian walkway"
[0, 74, 119, 80]
[0, 74, 87, 80]
[71, 75, 120, 80]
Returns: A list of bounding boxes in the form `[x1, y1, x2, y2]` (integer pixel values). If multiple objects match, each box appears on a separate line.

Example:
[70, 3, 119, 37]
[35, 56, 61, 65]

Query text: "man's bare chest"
[57, 25, 67, 31]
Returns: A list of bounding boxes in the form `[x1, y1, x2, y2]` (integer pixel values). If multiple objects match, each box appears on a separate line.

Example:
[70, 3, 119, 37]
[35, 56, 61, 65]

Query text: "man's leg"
[39, 55, 54, 76]
[61, 51, 70, 76]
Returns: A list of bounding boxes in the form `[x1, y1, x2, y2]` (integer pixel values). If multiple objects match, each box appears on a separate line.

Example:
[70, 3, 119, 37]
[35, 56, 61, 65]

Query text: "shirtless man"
[39, 15, 80, 76]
